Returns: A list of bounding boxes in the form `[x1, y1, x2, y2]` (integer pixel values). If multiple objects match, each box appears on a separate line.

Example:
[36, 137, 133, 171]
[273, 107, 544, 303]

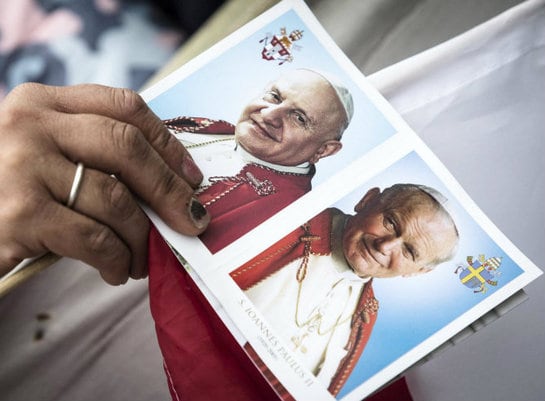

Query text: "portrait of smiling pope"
[164, 68, 358, 254]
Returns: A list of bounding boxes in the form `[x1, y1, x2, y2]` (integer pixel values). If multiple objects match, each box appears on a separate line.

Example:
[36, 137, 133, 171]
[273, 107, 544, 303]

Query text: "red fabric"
[162, 115, 314, 254]
[198, 163, 313, 254]
[147, 225, 413, 401]
[164, 116, 235, 134]
[148, 226, 280, 401]
[329, 281, 377, 395]
[368, 378, 413, 401]
[230, 209, 331, 290]
[243, 343, 297, 401]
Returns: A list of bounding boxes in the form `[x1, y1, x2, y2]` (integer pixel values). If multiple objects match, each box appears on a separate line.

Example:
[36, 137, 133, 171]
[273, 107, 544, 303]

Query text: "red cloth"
[148, 226, 279, 401]
[230, 210, 332, 290]
[164, 116, 235, 134]
[198, 163, 314, 253]
[147, 225, 414, 401]
[162, 115, 314, 254]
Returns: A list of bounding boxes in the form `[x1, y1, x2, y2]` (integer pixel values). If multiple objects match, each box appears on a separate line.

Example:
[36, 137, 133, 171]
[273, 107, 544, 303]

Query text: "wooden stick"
[0, 253, 61, 298]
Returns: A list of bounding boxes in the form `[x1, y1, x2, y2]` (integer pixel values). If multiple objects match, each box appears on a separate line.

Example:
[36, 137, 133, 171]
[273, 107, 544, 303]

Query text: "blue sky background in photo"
[335, 152, 524, 398]
[148, 10, 395, 187]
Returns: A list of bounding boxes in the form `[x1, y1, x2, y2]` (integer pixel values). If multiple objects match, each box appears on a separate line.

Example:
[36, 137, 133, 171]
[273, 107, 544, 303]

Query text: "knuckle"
[0, 104, 24, 129]
[0, 140, 29, 172]
[1, 84, 55, 134]
[110, 87, 147, 118]
[76, 221, 130, 286]
[1, 93, 33, 127]
[0, 244, 26, 274]
[151, 170, 179, 200]
[9, 82, 45, 99]
[152, 130, 186, 172]
[2, 190, 45, 225]
[86, 224, 120, 257]
[110, 121, 149, 161]
[103, 178, 139, 222]
[3, 196, 30, 224]
[152, 124, 175, 153]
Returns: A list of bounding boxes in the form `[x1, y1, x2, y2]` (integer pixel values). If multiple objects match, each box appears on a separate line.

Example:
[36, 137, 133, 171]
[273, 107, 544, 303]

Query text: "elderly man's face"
[235, 70, 344, 166]
[342, 188, 458, 279]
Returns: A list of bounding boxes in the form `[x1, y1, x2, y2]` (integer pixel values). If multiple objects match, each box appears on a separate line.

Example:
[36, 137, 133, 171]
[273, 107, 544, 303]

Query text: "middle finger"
[72, 167, 150, 279]
[47, 112, 209, 235]
[47, 157, 150, 279]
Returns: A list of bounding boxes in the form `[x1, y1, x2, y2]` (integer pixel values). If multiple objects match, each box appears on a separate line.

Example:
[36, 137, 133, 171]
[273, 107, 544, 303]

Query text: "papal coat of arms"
[260, 27, 304, 65]
[455, 254, 502, 294]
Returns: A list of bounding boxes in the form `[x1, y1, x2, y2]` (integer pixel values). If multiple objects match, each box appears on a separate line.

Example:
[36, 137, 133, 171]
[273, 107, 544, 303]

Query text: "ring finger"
[48, 158, 150, 280]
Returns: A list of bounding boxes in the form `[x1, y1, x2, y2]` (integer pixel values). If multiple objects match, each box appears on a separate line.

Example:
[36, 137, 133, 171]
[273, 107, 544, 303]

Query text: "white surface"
[309, 0, 524, 75]
[365, 1, 545, 400]
[0, 258, 168, 401]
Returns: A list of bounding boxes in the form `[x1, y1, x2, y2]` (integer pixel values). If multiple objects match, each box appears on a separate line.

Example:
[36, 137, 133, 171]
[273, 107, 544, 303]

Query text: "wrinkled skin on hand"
[0, 83, 209, 285]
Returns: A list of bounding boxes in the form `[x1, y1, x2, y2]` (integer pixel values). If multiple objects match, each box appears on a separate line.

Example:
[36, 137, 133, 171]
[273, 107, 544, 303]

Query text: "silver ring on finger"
[67, 162, 85, 208]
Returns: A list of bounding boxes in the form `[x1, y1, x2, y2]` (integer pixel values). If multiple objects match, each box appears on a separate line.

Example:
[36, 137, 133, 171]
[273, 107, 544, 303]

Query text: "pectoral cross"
[291, 312, 325, 354]
[244, 171, 275, 196]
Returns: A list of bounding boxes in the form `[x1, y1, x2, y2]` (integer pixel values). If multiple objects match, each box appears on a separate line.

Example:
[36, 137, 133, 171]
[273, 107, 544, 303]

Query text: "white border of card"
[141, 1, 542, 400]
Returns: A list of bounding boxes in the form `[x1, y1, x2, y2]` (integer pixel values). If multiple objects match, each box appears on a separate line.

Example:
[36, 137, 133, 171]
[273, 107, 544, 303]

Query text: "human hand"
[0, 83, 209, 285]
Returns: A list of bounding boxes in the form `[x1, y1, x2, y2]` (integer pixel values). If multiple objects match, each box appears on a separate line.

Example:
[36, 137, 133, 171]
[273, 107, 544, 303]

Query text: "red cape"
[198, 163, 313, 253]
[163, 115, 314, 254]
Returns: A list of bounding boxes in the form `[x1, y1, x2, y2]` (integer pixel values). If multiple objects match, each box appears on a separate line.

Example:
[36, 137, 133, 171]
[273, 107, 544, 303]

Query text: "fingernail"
[188, 197, 210, 230]
[181, 154, 203, 186]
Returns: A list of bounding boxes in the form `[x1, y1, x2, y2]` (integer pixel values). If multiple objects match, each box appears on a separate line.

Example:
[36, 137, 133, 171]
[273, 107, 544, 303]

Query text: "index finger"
[41, 84, 204, 188]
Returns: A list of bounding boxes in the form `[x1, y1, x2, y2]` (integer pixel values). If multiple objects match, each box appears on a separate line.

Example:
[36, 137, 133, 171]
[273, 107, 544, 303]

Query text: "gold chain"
[294, 278, 354, 336]
[183, 136, 235, 149]
[291, 224, 353, 338]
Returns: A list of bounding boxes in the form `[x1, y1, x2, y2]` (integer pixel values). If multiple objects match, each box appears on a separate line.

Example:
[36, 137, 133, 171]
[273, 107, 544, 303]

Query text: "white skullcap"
[404, 183, 460, 265]
[416, 184, 454, 217]
[416, 184, 460, 241]
[300, 68, 354, 126]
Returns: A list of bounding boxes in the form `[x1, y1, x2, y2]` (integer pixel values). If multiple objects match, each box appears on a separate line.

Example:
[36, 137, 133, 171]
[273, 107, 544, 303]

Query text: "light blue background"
[335, 152, 524, 398]
[148, 10, 395, 187]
